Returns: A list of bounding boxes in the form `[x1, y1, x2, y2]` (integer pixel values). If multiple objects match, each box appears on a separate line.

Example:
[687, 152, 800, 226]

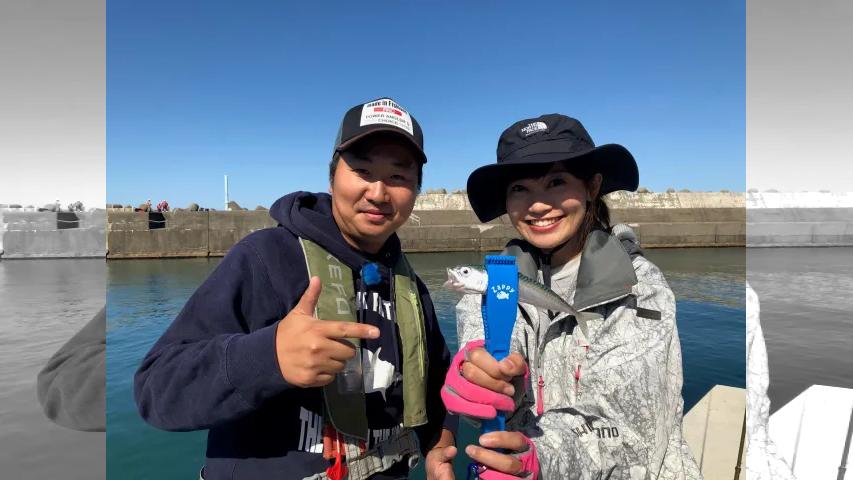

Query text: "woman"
[426, 114, 701, 479]
[745, 282, 796, 480]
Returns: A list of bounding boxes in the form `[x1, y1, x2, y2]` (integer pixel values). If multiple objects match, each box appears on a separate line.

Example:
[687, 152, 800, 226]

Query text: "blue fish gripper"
[480, 254, 518, 434]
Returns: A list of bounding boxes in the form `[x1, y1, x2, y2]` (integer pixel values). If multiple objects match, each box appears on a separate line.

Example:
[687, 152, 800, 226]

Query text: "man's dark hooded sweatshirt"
[134, 192, 451, 480]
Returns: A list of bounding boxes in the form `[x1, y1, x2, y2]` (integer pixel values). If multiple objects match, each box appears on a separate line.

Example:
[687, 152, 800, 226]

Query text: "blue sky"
[108, 0, 744, 209]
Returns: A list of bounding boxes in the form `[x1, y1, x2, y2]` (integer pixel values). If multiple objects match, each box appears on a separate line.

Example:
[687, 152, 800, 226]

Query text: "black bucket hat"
[466, 114, 638, 222]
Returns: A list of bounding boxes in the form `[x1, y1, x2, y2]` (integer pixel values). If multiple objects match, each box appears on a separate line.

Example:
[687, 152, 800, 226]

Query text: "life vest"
[297, 237, 429, 439]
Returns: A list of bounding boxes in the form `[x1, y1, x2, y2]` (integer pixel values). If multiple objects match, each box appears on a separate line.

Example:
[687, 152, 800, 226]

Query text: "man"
[135, 98, 451, 480]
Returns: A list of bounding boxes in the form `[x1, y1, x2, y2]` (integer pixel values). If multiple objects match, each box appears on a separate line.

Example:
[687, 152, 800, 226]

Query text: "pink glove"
[476, 433, 540, 480]
[440, 339, 524, 419]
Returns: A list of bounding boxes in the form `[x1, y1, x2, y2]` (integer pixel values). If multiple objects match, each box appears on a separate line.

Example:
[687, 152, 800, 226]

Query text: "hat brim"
[337, 126, 427, 164]
[466, 144, 638, 222]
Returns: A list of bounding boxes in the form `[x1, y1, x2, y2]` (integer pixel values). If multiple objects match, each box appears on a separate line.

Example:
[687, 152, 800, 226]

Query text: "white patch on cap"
[359, 98, 414, 136]
[520, 121, 548, 137]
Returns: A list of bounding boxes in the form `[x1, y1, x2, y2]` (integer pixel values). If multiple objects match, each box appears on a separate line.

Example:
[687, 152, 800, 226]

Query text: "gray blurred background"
[747, 0, 853, 413]
[0, 0, 105, 479]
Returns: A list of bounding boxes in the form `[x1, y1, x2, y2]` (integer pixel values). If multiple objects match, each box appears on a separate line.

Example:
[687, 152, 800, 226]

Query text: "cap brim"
[467, 144, 638, 222]
[337, 126, 427, 164]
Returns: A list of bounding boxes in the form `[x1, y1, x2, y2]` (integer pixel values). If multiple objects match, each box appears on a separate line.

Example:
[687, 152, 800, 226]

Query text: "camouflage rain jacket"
[456, 225, 702, 479]
[745, 282, 796, 479]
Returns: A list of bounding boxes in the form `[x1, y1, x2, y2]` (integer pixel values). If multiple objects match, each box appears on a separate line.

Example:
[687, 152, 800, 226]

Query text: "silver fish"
[444, 265, 581, 318]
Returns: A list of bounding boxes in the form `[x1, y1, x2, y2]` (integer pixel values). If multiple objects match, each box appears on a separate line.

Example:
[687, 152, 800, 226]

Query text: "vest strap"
[392, 257, 429, 428]
[301, 429, 421, 480]
[299, 238, 368, 440]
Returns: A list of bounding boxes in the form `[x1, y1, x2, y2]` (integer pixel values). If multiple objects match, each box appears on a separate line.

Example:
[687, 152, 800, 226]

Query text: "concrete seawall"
[11, 191, 849, 258]
[103, 192, 746, 259]
[747, 192, 853, 247]
[0, 210, 106, 258]
[107, 210, 277, 259]
[401, 192, 745, 252]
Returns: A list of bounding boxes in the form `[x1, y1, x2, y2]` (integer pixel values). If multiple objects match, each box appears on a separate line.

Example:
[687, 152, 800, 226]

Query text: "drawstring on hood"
[538, 252, 556, 320]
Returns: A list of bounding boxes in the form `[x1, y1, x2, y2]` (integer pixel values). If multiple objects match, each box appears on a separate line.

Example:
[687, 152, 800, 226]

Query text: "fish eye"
[461, 267, 469, 275]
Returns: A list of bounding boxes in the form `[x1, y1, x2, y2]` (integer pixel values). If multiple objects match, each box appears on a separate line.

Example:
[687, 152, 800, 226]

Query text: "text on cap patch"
[359, 98, 414, 135]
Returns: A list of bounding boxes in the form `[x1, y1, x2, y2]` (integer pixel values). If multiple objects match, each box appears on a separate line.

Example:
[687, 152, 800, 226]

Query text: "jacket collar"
[503, 229, 638, 311]
[573, 229, 638, 310]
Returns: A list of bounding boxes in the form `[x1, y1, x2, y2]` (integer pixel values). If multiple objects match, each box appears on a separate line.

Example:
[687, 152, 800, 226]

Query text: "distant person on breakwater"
[134, 98, 450, 480]
[427, 114, 701, 479]
[134, 199, 152, 212]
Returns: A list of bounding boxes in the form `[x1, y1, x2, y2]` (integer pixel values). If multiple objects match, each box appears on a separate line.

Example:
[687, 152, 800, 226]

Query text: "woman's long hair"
[575, 165, 612, 247]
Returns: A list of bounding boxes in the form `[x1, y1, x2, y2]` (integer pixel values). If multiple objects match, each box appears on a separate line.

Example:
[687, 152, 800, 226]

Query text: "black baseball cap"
[466, 114, 638, 222]
[333, 97, 427, 163]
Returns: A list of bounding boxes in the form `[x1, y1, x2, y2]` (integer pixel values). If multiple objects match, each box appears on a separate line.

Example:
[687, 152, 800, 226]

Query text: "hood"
[269, 191, 403, 272]
[573, 229, 638, 309]
[502, 226, 638, 310]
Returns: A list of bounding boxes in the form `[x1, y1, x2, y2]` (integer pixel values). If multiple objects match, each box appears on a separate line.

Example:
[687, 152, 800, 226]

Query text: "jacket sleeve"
[413, 277, 452, 453]
[456, 293, 483, 348]
[516, 259, 701, 479]
[37, 306, 106, 432]
[134, 241, 293, 431]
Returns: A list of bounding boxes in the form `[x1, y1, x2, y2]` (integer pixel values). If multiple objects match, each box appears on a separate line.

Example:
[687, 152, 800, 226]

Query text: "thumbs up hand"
[275, 277, 380, 388]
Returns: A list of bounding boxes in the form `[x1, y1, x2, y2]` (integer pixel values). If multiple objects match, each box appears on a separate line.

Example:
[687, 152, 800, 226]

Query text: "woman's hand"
[466, 431, 539, 480]
[441, 339, 528, 419]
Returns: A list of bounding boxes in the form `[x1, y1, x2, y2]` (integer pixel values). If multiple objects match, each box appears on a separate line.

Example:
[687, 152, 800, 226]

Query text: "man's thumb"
[428, 446, 457, 480]
[294, 276, 322, 316]
[433, 445, 456, 463]
[441, 445, 457, 462]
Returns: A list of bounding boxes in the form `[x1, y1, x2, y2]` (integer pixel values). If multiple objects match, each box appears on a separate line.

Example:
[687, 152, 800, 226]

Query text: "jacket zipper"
[535, 320, 552, 416]
[532, 296, 618, 416]
[574, 365, 581, 397]
[536, 375, 545, 415]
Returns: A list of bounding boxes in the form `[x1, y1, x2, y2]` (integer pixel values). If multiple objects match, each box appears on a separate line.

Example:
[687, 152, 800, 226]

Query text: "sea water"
[105, 249, 746, 479]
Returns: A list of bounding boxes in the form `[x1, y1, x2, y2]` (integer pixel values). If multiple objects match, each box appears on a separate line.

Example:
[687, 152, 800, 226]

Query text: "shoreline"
[3, 192, 853, 259]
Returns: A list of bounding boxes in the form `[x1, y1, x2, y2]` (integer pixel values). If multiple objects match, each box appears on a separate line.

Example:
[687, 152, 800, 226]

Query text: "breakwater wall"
[14, 191, 850, 258]
[107, 210, 277, 258]
[103, 192, 746, 259]
[747, 192, 853, 247]
[400, 192, 745, 252]
[0, 210, 106, 259]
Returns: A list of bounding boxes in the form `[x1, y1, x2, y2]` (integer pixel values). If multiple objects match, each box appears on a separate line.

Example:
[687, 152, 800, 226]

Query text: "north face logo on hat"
[520, 121, 548, 137]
